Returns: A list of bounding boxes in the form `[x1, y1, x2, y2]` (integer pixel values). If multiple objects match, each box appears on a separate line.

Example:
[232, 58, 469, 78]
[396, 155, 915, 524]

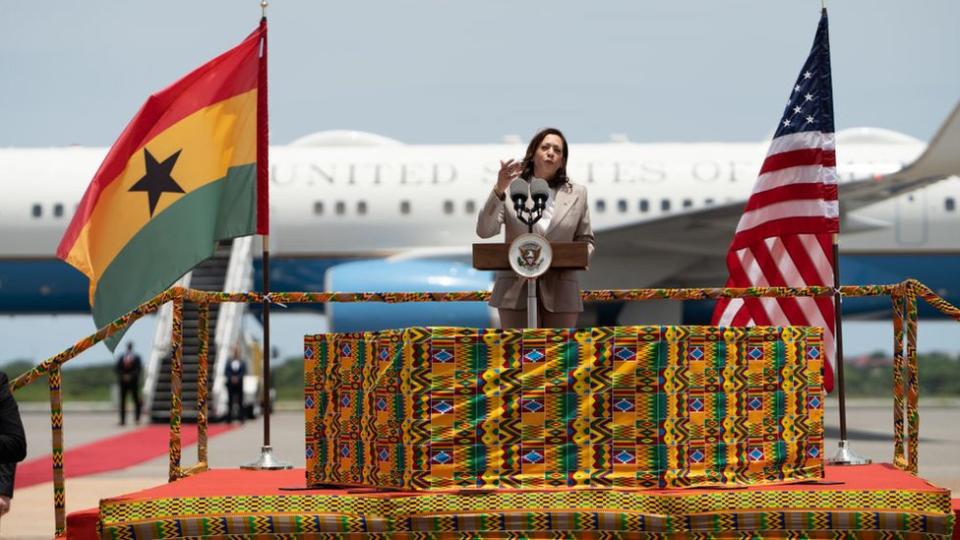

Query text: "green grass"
[4, 359, 113, 402]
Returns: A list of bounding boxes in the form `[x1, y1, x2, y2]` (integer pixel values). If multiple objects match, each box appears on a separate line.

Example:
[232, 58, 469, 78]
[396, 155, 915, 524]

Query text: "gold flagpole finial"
[261, 0, 268, 18]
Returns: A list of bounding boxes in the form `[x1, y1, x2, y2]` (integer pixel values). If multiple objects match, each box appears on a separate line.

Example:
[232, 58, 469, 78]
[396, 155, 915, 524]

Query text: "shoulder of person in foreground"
[0, 372, 12, 402]
[0, 461, 14, 500]
[0, 371, 27, 463]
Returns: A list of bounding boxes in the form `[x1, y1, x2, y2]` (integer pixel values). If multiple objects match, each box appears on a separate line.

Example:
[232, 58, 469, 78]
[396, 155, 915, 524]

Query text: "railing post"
[891, 286, 907, 471]
[168, 292, 185, 482]
[48, 367, 66, 536]
[905, 282, 920, 475]
[197, 301, 210, 467]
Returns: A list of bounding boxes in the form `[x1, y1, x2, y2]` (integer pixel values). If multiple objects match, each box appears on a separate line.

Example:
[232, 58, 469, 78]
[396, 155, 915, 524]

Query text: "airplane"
[0, 101, 958, 335]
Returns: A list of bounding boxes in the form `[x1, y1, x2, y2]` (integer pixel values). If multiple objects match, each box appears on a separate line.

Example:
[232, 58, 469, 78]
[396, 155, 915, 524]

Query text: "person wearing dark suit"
[476, 127, 596, 328]
[115, 342, 142, 425]
[0, 371, 27, 518]
[224, 349, 247, 424]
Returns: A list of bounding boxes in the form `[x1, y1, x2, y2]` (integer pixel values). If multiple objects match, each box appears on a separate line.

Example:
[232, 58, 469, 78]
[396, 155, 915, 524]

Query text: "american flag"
[712, 10, 839, 392]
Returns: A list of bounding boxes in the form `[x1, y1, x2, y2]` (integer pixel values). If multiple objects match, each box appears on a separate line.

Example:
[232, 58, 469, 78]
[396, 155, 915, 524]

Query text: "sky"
[1, 1, 958, 366]
[2, 1, 958, 146]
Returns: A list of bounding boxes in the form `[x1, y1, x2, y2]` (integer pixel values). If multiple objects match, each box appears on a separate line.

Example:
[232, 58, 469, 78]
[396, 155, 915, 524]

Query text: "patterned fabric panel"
[97, 490, 954, 539]
[305, 326, 825, 491]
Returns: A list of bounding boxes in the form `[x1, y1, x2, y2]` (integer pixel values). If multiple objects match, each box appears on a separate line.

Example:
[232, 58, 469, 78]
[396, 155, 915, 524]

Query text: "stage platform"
[68, 463, 953, 539]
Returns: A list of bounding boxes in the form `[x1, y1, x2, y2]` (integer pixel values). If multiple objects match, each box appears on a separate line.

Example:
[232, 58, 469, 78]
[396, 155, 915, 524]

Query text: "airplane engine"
[324, 259, 494, 332]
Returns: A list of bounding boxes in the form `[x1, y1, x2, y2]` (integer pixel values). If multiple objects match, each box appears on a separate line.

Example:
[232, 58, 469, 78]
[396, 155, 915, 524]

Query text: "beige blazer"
[476, 181, 596, 312]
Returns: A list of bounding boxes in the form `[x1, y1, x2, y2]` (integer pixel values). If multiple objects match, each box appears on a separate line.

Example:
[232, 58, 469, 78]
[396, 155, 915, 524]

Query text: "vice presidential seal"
[508, 233, 552, 278]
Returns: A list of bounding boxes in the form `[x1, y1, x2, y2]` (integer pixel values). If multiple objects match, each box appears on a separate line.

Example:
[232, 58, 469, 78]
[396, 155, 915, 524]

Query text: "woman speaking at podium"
[476, 128, 596, 328]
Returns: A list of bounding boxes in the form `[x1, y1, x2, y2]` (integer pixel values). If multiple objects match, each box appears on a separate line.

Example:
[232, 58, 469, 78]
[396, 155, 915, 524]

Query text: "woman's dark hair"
[520, 127, 570, 188]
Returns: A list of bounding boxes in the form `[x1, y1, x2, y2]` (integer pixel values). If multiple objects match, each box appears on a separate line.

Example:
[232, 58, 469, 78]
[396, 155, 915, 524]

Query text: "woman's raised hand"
[496, 159, 523, 195]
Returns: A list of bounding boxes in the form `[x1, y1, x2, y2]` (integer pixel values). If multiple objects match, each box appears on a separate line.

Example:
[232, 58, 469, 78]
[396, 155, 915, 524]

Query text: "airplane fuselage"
[0, 136, 957, 315]
[4, 139, 954, 257]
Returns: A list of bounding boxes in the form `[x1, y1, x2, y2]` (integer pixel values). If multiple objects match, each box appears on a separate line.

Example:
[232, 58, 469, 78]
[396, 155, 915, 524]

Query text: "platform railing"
[8, 279, 960, 536]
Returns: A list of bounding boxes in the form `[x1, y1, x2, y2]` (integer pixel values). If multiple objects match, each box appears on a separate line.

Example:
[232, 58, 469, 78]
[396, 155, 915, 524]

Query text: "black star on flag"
[129, 148, 185, 217]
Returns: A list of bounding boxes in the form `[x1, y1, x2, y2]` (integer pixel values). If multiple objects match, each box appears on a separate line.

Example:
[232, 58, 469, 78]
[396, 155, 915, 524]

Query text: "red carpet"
[16, 423, 234, 489]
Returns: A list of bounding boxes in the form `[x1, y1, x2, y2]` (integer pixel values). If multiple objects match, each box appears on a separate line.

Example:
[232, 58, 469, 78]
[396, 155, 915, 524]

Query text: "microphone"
[508, 178, 529, 208]
[529, 177, 550, 210]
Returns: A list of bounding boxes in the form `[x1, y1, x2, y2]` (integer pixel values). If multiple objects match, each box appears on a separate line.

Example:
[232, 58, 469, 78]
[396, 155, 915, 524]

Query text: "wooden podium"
[472, 241, 590, 327]
[472, 241, 590, 271]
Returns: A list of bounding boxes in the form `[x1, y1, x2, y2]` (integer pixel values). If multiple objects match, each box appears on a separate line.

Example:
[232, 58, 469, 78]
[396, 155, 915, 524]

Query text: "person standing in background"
[115, 342, 142, 425]
[224, 348, 246, 424]
[0, 371, 27, 519]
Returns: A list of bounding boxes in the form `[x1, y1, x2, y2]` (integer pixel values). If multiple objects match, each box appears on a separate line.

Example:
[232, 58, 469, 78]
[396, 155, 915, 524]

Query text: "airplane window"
[595, 199, 606, 213]
[682, 199, 693, 209]
[32, 204, 42, 218]
[443, 200, 454, 214]
[313, 201, 324, 215]
[946, 197, 956, 212]
[465, 200, 476, 214]
[639, 199, 649, 213]
[357, 201, 367, 215]
[400, 200, 411, 215]
[661, 199, 671, 212]
[705, 198, 715, 206]
[53, 203, 64, 218]
[617, 199, 627, 213]
[335, 201, 345, 215]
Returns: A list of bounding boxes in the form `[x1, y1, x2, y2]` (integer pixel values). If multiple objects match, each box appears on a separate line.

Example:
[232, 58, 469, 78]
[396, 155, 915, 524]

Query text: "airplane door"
[895, 190, 928, 245]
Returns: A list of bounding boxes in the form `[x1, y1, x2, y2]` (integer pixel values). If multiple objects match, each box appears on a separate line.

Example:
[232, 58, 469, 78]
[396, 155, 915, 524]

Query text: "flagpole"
[242, 1, 291, 471]
[828, 234, 870, 465]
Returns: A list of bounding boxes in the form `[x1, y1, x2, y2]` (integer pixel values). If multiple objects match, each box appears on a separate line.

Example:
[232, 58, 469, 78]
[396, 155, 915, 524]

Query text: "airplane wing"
[593, 100, 960, 287]
[592, 202, 744, 287]
[840, 100, 960, 211]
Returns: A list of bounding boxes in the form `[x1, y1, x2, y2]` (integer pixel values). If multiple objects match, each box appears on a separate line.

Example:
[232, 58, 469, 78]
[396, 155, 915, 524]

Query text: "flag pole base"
[240, 445, 293, 470]
[827, 440, 872, 466]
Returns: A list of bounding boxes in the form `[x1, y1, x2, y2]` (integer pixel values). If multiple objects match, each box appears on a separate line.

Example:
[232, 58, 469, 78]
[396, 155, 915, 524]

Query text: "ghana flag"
[57, 21, 268, 346]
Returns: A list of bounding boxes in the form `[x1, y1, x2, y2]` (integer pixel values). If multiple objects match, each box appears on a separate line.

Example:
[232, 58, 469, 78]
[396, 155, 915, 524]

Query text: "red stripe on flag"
[759, 148, 836, 175]
[731, 305, 754, 326]
[804, 233, 839, 392]
[817, 234, 834, 263]
[726, 249, 774, 326]
[712, 297, 730, 324]
[744, 183, 838, 212]
[730, 216, 839, 251]
[749, 242, 812, 324]
[783, 235, 831, 284]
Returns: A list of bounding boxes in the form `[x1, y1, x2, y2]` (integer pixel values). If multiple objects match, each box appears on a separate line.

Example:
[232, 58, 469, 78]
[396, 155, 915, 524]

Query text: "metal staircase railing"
[147, 242, 231, 422]
[210, 235, 255, 418]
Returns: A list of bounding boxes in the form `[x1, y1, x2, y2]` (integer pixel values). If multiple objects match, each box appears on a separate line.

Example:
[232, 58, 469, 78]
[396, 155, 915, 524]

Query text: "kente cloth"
[304, 326, 824, 491]
[93, 466, 955, 539]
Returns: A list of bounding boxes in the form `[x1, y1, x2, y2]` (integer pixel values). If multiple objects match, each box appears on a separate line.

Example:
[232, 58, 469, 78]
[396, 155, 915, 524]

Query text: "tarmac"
[3, 399, 958, 539]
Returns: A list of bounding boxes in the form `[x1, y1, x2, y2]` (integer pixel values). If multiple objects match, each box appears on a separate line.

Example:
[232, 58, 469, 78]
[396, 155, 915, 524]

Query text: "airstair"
[143, 236, 256, 422]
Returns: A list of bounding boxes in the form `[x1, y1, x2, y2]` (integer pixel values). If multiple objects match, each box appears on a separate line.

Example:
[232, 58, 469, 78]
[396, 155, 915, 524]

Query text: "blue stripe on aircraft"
[1, 255, 956, 321]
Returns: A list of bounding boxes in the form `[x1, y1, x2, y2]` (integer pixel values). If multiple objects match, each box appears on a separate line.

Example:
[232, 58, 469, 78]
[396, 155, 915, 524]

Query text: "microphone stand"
[511, 194, 546, 328]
